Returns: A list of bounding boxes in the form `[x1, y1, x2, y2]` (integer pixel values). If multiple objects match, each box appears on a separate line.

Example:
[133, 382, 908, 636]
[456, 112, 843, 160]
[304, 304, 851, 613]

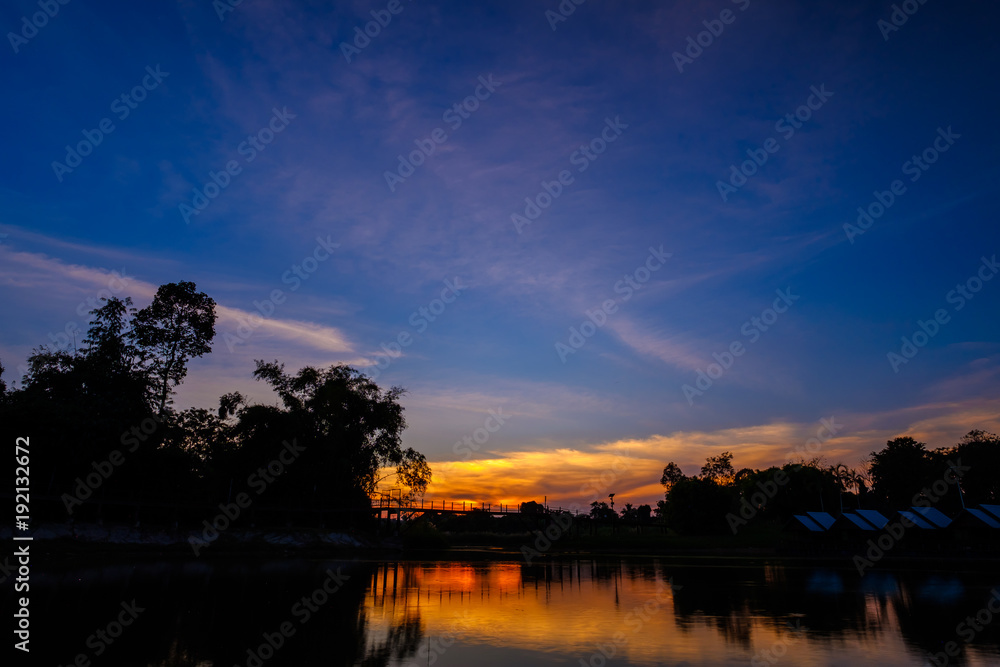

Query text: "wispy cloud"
[605, 317, 706, 372]
[424, 397, 1000, 507]
[0, 237, 366, 404]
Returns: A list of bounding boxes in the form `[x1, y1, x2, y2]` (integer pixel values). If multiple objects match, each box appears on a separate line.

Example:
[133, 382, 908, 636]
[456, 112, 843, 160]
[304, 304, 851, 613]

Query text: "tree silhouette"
[660, 461, 686, 491]
[8, 297, 155, 497]
[589, 501, 615, 520]
[132, 281, 217, 416]
[0, 283, 429, 524]
[618, 502, 652, 522]
[520, 500, 546, 515]
[868, 436, 933, 508]
[664, 476, 734, 534]
[242, 360, 429, 510]
[700, 451, 735, 484]
[81, 296, 139, 377]
[929, 429, 1000, 504]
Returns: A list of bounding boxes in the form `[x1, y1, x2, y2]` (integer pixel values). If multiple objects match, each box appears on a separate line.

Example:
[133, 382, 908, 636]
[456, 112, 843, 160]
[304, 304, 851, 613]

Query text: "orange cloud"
[402, 399, 1000, 508]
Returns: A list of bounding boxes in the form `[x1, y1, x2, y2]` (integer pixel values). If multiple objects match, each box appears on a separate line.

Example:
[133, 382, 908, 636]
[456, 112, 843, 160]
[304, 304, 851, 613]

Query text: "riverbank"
[15, 520, 999, 572]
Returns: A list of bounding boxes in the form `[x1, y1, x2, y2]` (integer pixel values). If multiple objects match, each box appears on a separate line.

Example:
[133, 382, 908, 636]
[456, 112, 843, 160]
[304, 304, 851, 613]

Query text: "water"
[23, 556, 1000, 666]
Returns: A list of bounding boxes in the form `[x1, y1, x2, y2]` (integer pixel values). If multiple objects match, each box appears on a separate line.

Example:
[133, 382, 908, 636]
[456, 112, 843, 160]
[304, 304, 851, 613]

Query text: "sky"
[2, 0, 999, 510]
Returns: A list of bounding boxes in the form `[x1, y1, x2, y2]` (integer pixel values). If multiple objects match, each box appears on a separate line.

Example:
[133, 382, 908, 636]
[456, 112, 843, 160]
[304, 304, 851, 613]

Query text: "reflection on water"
[17, 556, 1000, 666]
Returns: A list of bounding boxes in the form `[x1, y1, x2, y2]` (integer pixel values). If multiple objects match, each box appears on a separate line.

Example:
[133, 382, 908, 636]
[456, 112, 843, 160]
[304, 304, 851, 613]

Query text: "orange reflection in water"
[360, 561, 996, 667]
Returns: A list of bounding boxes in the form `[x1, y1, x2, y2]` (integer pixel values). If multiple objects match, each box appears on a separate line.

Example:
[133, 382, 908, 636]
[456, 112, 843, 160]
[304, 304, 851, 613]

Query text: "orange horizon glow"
[381, 402, 1000, 508]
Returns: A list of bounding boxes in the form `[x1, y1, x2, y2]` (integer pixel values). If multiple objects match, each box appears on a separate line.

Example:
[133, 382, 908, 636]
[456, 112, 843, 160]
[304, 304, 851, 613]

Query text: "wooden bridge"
[369, 497, 583, 517]
[368, 496, 665, 536]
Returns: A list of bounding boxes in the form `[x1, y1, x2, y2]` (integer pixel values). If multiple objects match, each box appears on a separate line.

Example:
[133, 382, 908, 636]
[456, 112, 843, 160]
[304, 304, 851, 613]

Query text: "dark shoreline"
[28, 539, 1000, 574]
[16, 518, 998, 572]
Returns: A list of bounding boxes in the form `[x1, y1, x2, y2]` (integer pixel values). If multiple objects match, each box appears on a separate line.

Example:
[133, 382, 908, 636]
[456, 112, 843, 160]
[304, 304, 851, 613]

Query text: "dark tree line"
[0, 283, 429, 524]
[864, 432, 999, 508]
[655, 431, 999, 535]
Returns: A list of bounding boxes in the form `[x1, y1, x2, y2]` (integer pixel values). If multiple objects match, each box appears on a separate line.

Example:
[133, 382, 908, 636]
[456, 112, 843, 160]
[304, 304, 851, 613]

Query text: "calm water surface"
[23, 557, 1000, 666]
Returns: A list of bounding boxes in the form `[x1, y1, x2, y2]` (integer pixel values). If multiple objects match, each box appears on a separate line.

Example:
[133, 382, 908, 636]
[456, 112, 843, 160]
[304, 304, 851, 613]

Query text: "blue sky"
[2, 0, 999, 506]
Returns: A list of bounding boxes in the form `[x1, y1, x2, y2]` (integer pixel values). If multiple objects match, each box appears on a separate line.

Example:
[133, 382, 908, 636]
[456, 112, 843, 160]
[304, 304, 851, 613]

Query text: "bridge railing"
[368, 497, 587, 516]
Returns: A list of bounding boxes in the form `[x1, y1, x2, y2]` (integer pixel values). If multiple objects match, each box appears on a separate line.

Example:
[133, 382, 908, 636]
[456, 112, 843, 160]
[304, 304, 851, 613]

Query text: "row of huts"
[791, 504, 1000, 536]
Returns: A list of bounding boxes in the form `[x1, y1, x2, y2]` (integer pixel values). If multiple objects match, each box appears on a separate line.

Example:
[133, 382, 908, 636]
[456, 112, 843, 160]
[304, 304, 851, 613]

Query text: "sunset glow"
[5, 2, 999, 665]
[360, 561, 967, 666]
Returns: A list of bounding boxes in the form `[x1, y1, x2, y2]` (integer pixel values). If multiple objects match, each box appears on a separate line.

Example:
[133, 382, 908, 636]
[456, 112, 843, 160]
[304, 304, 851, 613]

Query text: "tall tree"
[660, 461, 686, 491]
[12, 297, 151, 495]
[589, 501, 615, 520]
[132, 282, 217, 415]
[664, 476, 735, 534]
[868, 436, 933, 508]
[940, 430, 1000, 504]
[239, 361, 428, 511]
[700, 451, 735, 484]
[81, 296, 139, 376]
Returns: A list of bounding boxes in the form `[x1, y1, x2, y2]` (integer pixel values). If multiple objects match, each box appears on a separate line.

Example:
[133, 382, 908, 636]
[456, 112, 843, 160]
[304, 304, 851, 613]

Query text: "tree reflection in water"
[23, 558, 405, 667]
[16, 557, 1000, 666]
